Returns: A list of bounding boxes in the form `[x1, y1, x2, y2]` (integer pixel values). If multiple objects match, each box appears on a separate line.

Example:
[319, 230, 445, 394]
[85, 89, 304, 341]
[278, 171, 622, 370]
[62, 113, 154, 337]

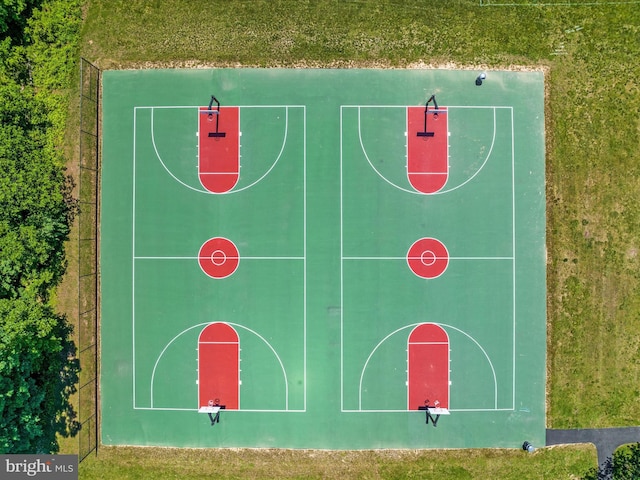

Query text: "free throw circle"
[407, 237, 449, 279]
[198, 237, 239, 278]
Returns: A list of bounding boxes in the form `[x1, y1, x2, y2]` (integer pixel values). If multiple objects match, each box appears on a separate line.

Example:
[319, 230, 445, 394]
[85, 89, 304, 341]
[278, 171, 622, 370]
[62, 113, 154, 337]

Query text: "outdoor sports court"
[100, 68, 546, 449]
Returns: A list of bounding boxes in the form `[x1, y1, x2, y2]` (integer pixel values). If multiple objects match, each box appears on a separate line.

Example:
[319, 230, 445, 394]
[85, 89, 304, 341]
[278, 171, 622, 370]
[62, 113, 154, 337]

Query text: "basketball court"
[100, 68, 546, 449]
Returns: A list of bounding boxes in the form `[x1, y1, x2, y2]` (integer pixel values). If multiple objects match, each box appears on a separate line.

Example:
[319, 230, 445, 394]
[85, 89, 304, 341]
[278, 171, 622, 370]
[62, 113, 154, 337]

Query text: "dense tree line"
[0, 0, 82, 453]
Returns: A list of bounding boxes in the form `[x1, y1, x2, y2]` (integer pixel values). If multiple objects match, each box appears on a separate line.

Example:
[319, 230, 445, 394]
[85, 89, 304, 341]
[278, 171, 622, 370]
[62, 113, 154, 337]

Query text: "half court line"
[134, 256, 305, 260]
[342, 256, 514, 260]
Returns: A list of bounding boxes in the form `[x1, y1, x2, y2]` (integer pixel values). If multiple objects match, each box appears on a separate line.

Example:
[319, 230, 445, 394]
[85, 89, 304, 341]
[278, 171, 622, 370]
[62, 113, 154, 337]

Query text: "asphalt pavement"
[546, 427, 640, 472]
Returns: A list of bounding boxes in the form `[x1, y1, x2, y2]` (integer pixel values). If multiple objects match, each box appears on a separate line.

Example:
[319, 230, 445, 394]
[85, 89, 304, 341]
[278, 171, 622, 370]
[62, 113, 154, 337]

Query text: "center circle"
[406, 237, 449, 279]
[421, 250, 436, 266]
[211, 249, 227, 266]
[198, 237, 239, 279]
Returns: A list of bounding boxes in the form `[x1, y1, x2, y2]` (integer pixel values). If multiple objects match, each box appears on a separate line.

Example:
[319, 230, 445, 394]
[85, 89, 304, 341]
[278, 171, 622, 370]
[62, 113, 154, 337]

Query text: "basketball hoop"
[199, 398, 226, 426]
[201, 95, 226, 137]
[417, 94, 439, 137]
[418, 399, 449, 427]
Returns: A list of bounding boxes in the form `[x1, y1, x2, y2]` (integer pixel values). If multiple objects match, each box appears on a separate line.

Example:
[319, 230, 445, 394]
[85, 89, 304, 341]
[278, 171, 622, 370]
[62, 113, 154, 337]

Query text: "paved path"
[546, 427, 640, 473]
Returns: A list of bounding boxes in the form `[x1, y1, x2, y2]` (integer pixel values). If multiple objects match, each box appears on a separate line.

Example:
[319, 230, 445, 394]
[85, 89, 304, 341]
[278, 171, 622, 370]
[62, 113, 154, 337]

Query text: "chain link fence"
[78, 58, 100, 462]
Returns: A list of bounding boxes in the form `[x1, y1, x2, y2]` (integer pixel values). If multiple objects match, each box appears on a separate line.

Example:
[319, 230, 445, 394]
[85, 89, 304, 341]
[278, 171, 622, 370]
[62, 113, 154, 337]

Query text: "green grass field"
[76, 0, 640, 477]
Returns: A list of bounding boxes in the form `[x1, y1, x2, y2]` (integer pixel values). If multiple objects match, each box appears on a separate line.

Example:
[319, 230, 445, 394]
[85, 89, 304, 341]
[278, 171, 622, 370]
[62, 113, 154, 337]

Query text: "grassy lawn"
[79, 444, 596, 480]
[71, 0, 640, 477]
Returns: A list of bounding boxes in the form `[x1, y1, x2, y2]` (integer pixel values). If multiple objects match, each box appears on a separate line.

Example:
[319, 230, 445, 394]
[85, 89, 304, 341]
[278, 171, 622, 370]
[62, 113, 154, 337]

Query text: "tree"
[582, 443, 640, 480]
[0, 84, 76, 300]
[0, 296, 79, 453]
[0, 0, 82, 456]
[0, 0, 43, 39]
[25, 0, 83, 89]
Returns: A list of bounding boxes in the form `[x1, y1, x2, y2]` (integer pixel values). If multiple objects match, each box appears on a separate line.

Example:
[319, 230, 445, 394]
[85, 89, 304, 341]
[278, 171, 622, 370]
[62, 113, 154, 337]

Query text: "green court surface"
[100, 68, 546, 449]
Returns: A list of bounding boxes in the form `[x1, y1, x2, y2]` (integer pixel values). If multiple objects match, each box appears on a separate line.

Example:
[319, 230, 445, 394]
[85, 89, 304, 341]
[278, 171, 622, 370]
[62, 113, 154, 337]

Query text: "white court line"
[510, 107, 517, 409]
[341, 408, 516, 413]
[137, 105, 306, 109]
[134, 256, 304, 260]
[340, 108, 345, 410]
[134, 407, 304, 413]
[342, 256, 513, 261]
[302, 104, 308, 412]
[341, 105, 513, 109]
[132, 108, 137, 408]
